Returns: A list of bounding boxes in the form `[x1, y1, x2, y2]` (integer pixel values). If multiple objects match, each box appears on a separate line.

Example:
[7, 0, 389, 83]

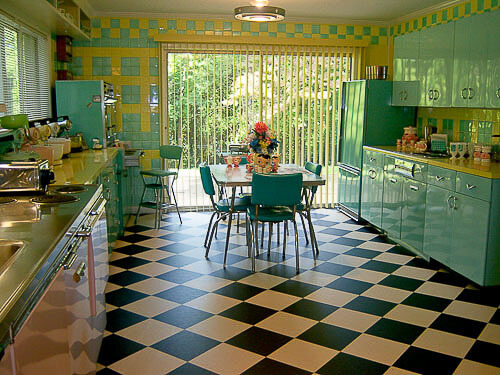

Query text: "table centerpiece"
[245, 122, 280, 173]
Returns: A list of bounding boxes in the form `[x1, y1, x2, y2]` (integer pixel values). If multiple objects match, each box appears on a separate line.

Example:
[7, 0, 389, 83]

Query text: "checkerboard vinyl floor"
[97, 209, 500, 375]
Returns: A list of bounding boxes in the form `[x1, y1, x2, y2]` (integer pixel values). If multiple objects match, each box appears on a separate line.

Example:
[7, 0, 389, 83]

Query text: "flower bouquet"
[244, 122, 279, 173]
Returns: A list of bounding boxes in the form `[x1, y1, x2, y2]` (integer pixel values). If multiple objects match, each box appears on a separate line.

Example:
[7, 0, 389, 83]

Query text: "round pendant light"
[234, 5, 285, 22]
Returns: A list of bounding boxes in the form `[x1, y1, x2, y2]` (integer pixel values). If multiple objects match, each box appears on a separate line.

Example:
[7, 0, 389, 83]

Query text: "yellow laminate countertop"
[364, 146, 500, 179]
[52, 148, 119, 185]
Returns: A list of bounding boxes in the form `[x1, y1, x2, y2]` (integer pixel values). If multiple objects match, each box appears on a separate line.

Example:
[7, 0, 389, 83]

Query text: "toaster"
[0, 159, 54, 193]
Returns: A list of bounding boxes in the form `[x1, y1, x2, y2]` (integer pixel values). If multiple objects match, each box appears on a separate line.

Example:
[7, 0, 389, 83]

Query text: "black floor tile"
[331, 237, 365, 247]
[123, 225, 151, 233]
[312, 262, 354, 276]
[158, 254, 200, 267]
[344, 296, 396, 316]
[406, 257, 437, 269]
[97, 334, 145, 366]
[366, 318, 425, 344]
[402, 293, 452, 312]
[271, 280, 320, 297]
[318, 352, 389, 375]
[310, 212, 329, 219]
[261, 264, 303, 278]
[105, 288, 148, 307]
[152, 331, 219, 361]
[386, 244, 414, 256]
[105, 309, 147, 332]
[394, 346, 461, 375]
[430, 314, 487, 338]
[210, 266, 253, 281]
[121, 233, 152, 243]
[96, 368, 121, 375]
[319, 228, 350, 236]
[108, 270, 149, 286]
[207, 252, 248, 265]
[255, 250, 295, 262]
[355, 226, 379, 234]
[158, 242, 196, 254]
[153, 305, 212, 328]
[214, 282, 265, 300]
[114, 244, 152, 256]
[283, 299, 338, 321]
[428, 271, 469, 287]
[326, 277, 373, 294]
[379, 274, 424, 291]
[157, 269, 203, 283]
[169, 363, 214, 375]
[298, 322, 360, 351]
[160, 233, 196, 242]
[360, 260, 400, 274]
[220, 302, 276, 325]
[154, 285, 206, 303]
[344, 248, 380, 259]
[490, 310, 500, 324]
[314, 220, 339, 227]
[243, 358, 311, 375]
[455, 288, 500, 307]
[226, 327, 292, 356]
[109, 256, 149, 269]
[465, 340, 500, 368]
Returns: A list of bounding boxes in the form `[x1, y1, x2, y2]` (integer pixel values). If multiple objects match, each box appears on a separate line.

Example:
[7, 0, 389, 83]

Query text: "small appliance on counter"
[430, 134, 448, 153]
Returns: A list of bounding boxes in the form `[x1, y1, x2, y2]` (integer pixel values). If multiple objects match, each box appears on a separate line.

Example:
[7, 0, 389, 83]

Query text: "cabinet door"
[392, 35, 406, 106]
[423, 185, 453, 264]
[361, 152, 384, 228]
[401, 179, 427, 252]
[451, 193, 489, 285]
[453, 16, 487, 107]
[419, 22, 455, 107]
[486, 10, 500, 108]
[393, 32, 419, 106]
[382, 171, 402, 238]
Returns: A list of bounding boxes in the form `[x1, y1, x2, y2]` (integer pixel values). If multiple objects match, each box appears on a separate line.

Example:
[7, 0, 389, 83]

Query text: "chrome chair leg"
[252, 219, 258, 272]
[206, 213, 227, 257]
[237, 212, 240, 233]
[171, 183, 182, 224]
[268, 222, 273, 255]
[135, 180, 147, 224]
[261, 222, 265, 247]
[255, 220, 259, 256]
[292, 219, 300, 273]
[299, 212, 309, 245]
[204, 211, 217, 249]
[283, 221, 288, 259]
[277, 223, 280, 244]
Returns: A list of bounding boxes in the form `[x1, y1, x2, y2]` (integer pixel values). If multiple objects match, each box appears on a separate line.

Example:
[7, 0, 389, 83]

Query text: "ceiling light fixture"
[234, 2, 285, 22]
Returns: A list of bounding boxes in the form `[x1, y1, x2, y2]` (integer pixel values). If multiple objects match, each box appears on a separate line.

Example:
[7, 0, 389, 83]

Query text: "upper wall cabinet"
[392, 32, 420, 106]
[418, 22, 455, 107]
[1, 0, 91, 40]
[452, 16, 488, 107]
[485, 10, 500, 108]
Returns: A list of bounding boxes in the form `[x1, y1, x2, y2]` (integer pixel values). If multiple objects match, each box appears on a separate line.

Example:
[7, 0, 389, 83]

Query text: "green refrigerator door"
[340, 80, 366, 169]
[55, 80, 105, 148]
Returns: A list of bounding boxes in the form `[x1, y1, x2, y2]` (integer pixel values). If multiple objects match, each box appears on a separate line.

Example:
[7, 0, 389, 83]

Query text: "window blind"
[162, 42, 363, 209]
[0, 14, 50, 120]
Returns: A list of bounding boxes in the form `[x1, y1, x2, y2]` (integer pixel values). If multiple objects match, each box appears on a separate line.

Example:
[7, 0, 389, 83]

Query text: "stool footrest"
[139, 201, 175, 209]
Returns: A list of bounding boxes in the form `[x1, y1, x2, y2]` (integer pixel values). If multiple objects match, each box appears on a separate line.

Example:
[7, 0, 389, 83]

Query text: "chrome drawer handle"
[435, 176, 444, 182]
[389, 178, 397, 184]
[409, 185, 419, 191]
[461, 88, 468, 99]
[369, 157, 376, 162]
[466, 184, 476, 190]
[63, 251, 77, 270]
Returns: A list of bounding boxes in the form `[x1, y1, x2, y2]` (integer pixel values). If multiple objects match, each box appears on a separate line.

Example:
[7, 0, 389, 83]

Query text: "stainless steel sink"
[0, 240, 24, 270]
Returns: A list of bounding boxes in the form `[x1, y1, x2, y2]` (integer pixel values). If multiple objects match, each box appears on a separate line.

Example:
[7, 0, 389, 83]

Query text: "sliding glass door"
[162, 42, 363, 209]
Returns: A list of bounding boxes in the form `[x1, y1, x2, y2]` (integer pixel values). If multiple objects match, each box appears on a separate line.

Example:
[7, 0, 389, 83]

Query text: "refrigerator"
[336, 80, 415, 220]
[55, 80, 117, 149]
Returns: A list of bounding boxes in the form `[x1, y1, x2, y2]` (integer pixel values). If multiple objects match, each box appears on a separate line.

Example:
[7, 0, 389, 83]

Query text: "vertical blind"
[162, 42, 363, 209]
[0, 13, 50, 120]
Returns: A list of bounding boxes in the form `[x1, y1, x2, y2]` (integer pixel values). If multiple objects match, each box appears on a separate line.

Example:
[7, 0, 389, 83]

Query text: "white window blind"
[0, 14, 50, 120]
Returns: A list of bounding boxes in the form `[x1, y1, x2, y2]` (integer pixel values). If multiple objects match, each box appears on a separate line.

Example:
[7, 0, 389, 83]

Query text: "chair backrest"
[199, 163, 216, 196]
[160, 145, 182, 160]
[251, 173, 302, 206]
[305, 161, 322, 194]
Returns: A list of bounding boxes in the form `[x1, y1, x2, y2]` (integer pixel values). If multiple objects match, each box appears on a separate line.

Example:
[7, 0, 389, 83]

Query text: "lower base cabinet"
[382, 168, 403, 239]
[401, 179, 427, 252]
[337, 166, 361, 218]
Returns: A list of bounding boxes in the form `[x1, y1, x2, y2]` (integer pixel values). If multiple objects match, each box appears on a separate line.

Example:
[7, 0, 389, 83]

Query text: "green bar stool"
[135, 145, 182, 228]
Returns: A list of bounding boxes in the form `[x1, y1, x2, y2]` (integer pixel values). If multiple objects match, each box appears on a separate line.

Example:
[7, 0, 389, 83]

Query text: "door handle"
[368, 169, 377, 179]
[389, 178, 397, 184]
[428, 89, 434, 100]
[447, 195, 454, 209]
[453, 196, 457, 210]
[433, 89, 440, 100]
[496, 88, 500, 99]
[468, 88, 475, 99]
[403, 90, 408, 100]
[400, 91, 404, 101]
[435, 176, 444, 182]
[369, 157, 376, 162]
[466, 183, 476, 190]
[461, 88, 468, 99]
[409, 185, 419, 191]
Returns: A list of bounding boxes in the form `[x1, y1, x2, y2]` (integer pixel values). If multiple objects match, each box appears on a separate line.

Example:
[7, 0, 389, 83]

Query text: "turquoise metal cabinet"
[361, 150, 384, 228]
[418, 22, 455, 107]
[452, 15, 488, 107]
[338, 166, 361, 217]
[450, 192, 489, 285]
[100, 163, 121, 253]
[485, 9, 500, 108]
[392, 31, 420, 106]
[382, 158, 402, 239]
[401, 178, 427, 252]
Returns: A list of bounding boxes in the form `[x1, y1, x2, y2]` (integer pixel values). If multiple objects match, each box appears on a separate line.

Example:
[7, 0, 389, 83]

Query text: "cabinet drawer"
[427, 165, 456, 190]
[456, 172, 492, 201]
[364, 150, 384, 169]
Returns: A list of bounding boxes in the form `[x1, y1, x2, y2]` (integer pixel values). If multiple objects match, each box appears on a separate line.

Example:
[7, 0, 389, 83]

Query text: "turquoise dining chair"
[135, 145, 182, 228]
[199, 163, 251, 265]
[247, 173, 303, 273]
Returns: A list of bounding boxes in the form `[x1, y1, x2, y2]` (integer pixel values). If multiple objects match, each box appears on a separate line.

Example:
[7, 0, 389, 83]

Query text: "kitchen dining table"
[209, 164, 326, 261]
